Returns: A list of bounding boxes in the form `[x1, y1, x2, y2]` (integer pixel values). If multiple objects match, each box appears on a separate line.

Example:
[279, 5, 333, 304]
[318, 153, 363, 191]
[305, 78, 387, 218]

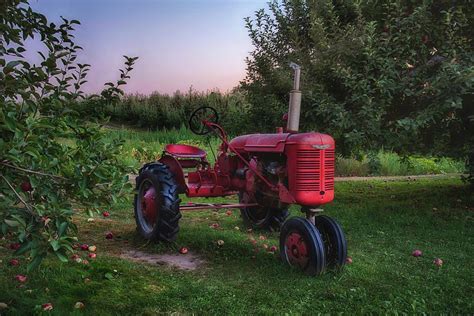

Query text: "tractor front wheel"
[279, 217, 326, 276]
[314, 215, 347, 269]
[134, 163, 181, 242]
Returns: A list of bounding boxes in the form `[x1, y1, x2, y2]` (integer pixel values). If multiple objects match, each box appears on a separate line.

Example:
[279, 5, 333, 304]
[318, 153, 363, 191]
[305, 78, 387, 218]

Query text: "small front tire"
[280, 217, 326, 276]
[314, 215, 347, 269]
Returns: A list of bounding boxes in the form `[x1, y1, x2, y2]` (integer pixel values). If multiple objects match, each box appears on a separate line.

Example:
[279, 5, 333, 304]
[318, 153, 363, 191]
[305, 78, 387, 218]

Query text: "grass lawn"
[1, 177, 473, 314]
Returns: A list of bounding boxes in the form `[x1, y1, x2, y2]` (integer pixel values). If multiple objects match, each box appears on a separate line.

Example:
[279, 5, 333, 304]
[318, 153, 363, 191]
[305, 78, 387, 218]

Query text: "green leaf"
[50, 240, 60, 251]
[27, 254, 45, 272]
[5, 219, 19, 227]
[55, 252, 68, 262]
[58, 222, 68, 237]
[15, 241, 32, 255]
[104, 272, 114, 280]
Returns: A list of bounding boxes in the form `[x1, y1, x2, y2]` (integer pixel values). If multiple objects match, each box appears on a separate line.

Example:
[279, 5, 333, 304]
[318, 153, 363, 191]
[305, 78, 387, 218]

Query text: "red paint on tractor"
[229, 133, 290, 153]
[285, 132, 335, 206]
[285, 232, 309, 268]
[142, 187, 157, 224]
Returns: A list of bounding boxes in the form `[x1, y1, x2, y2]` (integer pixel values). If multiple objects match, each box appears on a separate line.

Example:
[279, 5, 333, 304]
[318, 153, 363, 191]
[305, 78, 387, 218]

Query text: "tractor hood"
[229, 132, 334, 153]
[229, 133, 290, 153]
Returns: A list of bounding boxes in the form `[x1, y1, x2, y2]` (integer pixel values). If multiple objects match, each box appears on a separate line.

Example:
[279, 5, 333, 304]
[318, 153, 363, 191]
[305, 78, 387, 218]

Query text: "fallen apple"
[259, 235, 266, 241]
[412, 249, 422, 257]
[433, 258, 443, 267]
[225, 210, 232, 216]
[9, 243, 20, 250]
[179, 247, 188, 254]
[74, 302, 85, 309]
[209, 223, 220, 229]
[82, 259, 89, 265]
[269, 245, 278, 252]
[88, 245, 97, 252]
[87, 218, 94, 222]
[15, 274, 27, 283]
[102, 211, 110, 217]
[9, 259, 20, 266]
[88, 253, 96, 259]
[217, 239, 225, 246]
[105, 231, 114, 239]
[0, 302, 7, 310]
[71, 254, 80, 260]
[234, 226, 240, 231]
[346, 256, 353, 264]
[20, 181, 32, 192]
[262, 244, 269, 249]
[42, 303, 53, 311]
[80, 244, 89, 251]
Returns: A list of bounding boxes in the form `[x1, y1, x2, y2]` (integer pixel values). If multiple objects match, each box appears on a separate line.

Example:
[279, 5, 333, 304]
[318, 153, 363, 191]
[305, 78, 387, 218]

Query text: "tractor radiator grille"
[324, 149, 335, 190]
[295, 149, 335, 192]
[295, 149, 321, 191]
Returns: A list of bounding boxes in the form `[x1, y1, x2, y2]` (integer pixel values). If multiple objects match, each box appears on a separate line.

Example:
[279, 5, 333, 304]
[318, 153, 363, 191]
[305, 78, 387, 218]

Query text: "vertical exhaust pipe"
[287, 62, 302, 133]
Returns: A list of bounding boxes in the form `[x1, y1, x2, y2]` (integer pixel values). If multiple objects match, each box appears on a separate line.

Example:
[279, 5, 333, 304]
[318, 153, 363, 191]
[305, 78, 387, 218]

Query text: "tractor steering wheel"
[188, 106, 219, 135]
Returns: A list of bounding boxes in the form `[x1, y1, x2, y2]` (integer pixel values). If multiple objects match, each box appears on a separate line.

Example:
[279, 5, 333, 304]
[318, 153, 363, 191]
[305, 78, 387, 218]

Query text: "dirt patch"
[120, 250, 205, 271]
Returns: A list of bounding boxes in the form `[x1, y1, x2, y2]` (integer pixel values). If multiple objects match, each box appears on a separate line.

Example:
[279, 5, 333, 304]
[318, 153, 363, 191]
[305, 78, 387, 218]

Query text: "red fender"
[159, 155, 187, 194]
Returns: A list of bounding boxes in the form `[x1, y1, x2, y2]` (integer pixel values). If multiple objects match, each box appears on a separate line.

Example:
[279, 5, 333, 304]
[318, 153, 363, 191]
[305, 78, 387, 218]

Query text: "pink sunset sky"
[29, 0, 267, 94]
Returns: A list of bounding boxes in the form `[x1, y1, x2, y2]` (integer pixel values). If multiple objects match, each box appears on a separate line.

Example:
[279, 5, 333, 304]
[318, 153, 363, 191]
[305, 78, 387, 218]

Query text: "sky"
[28, 0, 267, 94]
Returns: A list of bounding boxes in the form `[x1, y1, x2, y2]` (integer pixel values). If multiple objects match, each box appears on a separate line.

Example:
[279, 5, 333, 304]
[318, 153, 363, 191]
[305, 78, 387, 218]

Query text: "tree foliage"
[0, 0, 137, 270]
[242, 0, 473, 181]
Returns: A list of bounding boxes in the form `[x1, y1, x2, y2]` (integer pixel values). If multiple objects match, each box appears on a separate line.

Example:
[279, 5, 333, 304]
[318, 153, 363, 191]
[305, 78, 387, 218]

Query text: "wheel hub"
[141, 187, 157, 224]
[285, 232, 309, 268]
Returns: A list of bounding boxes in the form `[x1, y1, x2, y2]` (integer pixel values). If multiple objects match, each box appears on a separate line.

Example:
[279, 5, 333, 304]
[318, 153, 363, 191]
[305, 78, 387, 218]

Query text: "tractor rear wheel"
[280, 217, 326, 276]
[314, 215, 347, 269]
[134, 163, 181, 242]
[239, 192, 288, 231]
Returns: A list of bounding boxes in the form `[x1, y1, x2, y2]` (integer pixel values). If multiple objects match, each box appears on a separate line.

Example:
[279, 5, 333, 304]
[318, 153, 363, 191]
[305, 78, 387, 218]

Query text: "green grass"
[1, 178, 473, 314]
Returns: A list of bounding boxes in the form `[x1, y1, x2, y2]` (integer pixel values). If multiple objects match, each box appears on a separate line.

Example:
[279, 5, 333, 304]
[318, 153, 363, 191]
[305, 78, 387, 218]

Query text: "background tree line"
[78, 0, 473, 182]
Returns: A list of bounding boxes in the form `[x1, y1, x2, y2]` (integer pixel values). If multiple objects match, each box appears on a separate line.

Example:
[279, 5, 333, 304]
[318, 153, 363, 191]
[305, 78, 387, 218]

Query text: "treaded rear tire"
[134, 162, 181, 242]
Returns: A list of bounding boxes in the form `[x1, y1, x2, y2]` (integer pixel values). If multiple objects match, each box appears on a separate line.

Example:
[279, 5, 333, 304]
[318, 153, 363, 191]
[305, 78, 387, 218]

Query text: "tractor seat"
[164, 144, 207, 159]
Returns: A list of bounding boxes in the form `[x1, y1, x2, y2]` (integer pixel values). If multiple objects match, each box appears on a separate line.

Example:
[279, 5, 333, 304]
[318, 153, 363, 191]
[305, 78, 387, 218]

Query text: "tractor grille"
[295, 149, 321, 191]
[295, 148, 335, 192]
[324, 149, 335, 190]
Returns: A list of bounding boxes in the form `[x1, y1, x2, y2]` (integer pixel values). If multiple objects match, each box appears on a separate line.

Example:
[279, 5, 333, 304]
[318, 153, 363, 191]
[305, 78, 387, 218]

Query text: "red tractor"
[134, 63, 347, 275]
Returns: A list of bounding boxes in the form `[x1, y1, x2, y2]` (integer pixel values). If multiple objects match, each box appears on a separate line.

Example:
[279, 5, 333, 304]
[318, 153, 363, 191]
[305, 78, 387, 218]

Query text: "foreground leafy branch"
[0, 0, 138, 270]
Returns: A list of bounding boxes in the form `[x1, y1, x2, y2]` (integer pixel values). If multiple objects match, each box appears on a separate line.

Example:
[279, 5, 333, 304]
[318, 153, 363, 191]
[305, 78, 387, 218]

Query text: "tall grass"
[337, 151, 465, 177]
[105, 127, 466, 176]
